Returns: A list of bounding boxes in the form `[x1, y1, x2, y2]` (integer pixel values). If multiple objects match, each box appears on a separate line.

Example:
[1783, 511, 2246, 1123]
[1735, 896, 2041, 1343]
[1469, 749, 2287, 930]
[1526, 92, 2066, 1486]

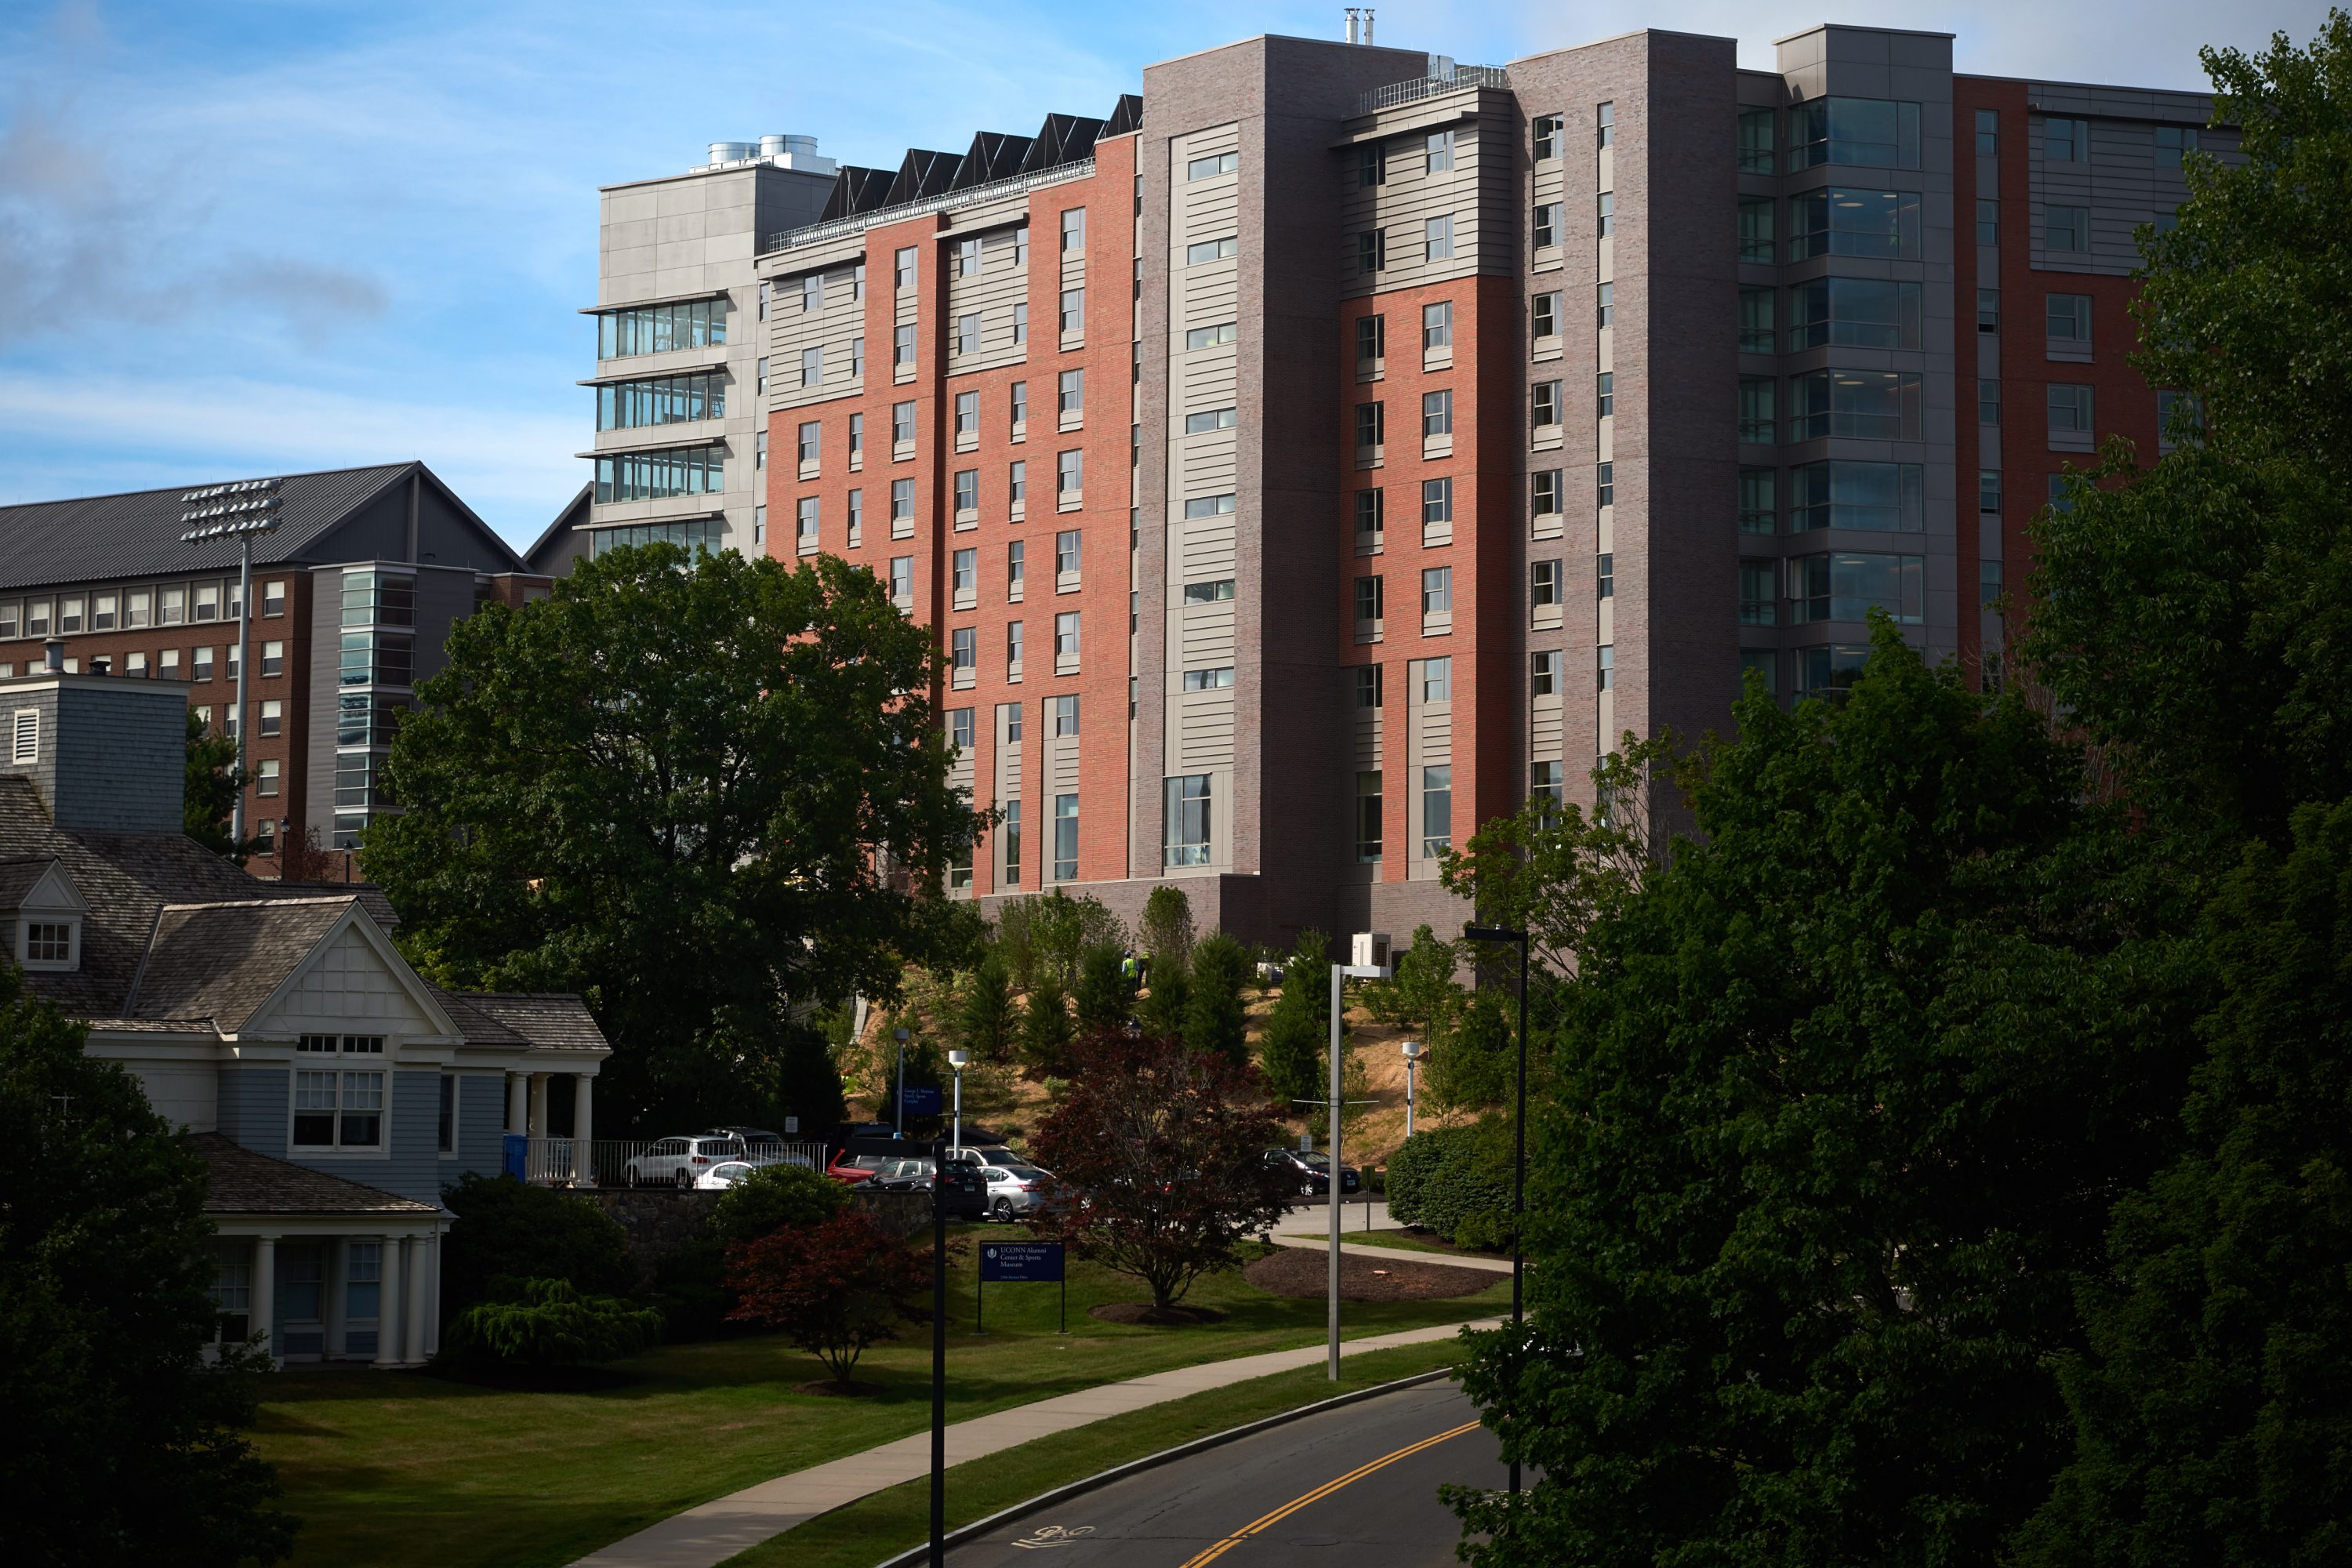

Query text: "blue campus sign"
[980, 1243, 1065, 1283]
[899, 1086, 942, 1114]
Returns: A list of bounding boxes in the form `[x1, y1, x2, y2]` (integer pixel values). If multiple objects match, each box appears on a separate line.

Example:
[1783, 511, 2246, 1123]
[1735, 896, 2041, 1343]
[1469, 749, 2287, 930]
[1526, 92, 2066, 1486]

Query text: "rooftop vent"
[1345, 7, 1375, 44]
[702, 135, 836, 174]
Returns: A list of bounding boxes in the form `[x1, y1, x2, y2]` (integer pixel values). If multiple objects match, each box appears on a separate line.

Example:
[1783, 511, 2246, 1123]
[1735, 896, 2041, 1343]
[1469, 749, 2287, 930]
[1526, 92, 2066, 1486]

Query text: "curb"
[869, 1365, 1465, 1567]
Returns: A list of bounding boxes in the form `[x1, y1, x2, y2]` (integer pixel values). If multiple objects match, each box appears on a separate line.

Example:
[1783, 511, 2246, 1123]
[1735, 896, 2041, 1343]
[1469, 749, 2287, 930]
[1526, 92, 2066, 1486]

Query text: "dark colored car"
[868, 1156, 989, 1219]
[1261, 1147, 1360, 1196]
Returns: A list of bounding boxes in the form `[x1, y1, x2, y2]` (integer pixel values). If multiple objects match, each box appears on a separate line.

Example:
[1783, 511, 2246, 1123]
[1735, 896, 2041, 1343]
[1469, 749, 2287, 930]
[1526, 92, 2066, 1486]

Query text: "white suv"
[624, 1134, 746, 1188]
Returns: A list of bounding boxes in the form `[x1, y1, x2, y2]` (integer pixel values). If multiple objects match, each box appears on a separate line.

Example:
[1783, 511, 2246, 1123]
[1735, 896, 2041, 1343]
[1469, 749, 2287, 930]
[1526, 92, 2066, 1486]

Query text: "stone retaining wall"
[576, 1186, 936, 1283]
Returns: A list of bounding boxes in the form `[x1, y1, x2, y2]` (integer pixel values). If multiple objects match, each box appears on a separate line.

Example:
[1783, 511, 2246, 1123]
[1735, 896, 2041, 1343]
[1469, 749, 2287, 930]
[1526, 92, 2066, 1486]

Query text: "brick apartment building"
[0, 463, 546, 867]
[581, 22, 2224, 947]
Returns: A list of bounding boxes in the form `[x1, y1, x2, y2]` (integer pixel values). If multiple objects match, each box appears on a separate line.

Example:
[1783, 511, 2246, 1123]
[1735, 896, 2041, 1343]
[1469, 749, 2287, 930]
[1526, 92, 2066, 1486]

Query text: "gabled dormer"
[0, 855, 88, 971]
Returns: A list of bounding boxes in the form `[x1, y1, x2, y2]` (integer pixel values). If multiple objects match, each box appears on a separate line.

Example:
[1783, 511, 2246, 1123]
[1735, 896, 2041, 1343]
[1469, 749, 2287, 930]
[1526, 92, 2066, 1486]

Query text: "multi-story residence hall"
[590, 23, 2223, 945]
[0, 463, 546, 866]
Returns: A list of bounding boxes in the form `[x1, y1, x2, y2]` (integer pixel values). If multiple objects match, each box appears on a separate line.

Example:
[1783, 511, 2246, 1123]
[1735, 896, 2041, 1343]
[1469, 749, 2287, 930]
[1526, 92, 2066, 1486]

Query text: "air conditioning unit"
[1350, 931, 1391, 969]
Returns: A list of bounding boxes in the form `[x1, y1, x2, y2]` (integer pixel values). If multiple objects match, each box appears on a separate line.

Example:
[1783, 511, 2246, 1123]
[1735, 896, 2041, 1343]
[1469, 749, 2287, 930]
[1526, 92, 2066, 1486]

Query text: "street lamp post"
[947, 1048, 969, 1159]
[894, 1027, 910, 1138]
[178, 479, 281, 852]
[1465, 920, 1530, 1497]
[1327, 951, 1391, 1380]
[1401, 1039, 1424, 1138]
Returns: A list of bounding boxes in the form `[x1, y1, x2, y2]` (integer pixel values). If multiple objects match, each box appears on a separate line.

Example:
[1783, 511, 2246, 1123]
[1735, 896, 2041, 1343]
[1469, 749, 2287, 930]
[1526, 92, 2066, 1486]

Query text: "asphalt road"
[946, 1380, 1503, 1567]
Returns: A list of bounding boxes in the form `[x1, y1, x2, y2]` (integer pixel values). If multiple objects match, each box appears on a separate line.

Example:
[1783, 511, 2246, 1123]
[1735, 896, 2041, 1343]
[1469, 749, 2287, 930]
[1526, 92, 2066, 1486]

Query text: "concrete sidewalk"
[1263, 1230, 1518, 1276]
[569, 1318, 1497, 1568]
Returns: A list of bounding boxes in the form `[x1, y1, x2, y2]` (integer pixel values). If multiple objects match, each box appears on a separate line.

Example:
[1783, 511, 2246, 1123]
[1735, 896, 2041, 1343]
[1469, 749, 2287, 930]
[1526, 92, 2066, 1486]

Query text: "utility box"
[1351, 931, 1392, 969]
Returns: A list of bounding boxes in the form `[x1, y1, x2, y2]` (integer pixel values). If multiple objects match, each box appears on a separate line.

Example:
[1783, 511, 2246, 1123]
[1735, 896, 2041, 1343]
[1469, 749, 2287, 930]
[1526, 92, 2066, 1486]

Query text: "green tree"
[771, 1020, 846, 1136]
[1425, 985, 1513, 1113]
[1073, 941, 1136, 1036]
[2023, 798, 2352, 1568]
[1364, 924, 1465, 1039]
[181, 708, 254, 859]
[707, 1160, 849, 1247]
[2024, 13, 2352, 854]
[1138, 884, 1196, 969]
[0, 966, 296, 1566]
[1183, 932, 1251, 1069]
[1447, 627, 2190, 1568]
[438, 1173, 638, 1319]
[955, 952, 1018, 1063]
[361, 546, 987, 1131]
[1019, 971, 1076, 1077]
[1004, 890, 1124, 989]
[1255, 930, 1330, 1112]
[1136, 952, 1190, 1039]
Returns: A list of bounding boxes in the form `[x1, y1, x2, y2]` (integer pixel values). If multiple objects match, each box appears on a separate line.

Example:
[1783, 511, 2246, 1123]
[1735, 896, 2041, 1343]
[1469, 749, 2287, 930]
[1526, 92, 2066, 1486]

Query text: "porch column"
[402, 1234, 431, 1365]
[506, 1071, 528, 1134]
[322, 1239, 347, 1360]
[527, 1073, 549, 1139]
[423, 1225, 444, 1359]
[372, 1235, 403, 1368]
[250, 1236, 277, 1360]
[573, 1074, 593, 1185]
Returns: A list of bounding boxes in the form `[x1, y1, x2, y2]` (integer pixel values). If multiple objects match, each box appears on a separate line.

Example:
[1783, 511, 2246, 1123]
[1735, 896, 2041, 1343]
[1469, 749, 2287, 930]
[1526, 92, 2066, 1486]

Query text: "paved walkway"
[1265, 1228, 1519, 1276]
[569, 1318, 1499, 1568]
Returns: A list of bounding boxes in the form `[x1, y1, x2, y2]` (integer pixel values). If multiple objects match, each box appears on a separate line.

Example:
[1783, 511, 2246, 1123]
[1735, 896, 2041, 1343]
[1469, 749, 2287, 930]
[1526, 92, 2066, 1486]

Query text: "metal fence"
[517, 1138, 829, 1189]
[1355, 64, 1509, 117]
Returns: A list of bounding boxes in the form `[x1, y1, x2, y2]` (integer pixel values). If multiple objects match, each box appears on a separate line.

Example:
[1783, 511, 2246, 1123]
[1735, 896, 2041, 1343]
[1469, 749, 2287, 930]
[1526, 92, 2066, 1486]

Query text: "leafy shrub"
[441, 1277, 663, 1367]
[1426, 988, 1515, 1112]
[1385, 1116, 1515, 1247]
[707, 1160, 848, 1247]
[441, 1173, 637, 1320]
[726, 1210, 935, 1385]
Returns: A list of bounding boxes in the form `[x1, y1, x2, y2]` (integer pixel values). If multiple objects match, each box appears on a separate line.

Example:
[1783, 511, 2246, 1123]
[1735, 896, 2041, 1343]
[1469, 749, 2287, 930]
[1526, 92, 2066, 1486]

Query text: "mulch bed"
[1088, 1302, 1228, 1327]
[1243, 1247, 1496, 1301]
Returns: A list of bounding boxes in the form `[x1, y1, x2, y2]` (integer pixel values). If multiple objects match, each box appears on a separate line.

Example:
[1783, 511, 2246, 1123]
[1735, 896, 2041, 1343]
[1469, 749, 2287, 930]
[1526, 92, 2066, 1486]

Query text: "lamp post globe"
[1400, 1040, 1423, 1138]
[946, 1050, 970, 1159]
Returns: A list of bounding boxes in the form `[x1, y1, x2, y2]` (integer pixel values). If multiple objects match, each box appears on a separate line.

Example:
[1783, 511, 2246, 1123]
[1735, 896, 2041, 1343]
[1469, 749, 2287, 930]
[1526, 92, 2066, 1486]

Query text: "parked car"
[1261, 1147, 1360, 1196]
[945, 1144, 1026, 1171]
[977, 1164, 1052, 1221]
[825, 1149, 893, 1185]
[695, 1160, 764, 1190]
[869, 1157, 989, 1219]
[626, 1134, 748, 1188]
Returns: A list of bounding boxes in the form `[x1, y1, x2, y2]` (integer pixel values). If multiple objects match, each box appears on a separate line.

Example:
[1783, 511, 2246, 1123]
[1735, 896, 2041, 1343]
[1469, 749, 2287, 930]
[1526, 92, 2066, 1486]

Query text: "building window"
[1354, 402, 1387, 456]
[1356, 665, 1384, 708]
[755, 430, 768, 471]
[1531, 761, 1564, 811]
[952, 547, 977, 597]
[957, 237, 982, 277]
[888, 557, 913, 604]
[2045, 205, 2089, 252]
[1788, 278, 1923, 351]
[1184, 407, 1237, 436]
[1354, 575, 1385, 631]
[1739, 286, 1774, 354]
[2047, 293, 2092, 346]
[1359, 143, 1385, 187]
[1980, 377, 2002, 426]
[1533, 202, 1563, 249]
[254, 757, 281, 797]
[1739, 560, 1777, 625]
[1008, 540, 1026, 595]
[797, 420, 820, 464]
[1531, 651, 1559, 696]
[1355, 771, 1383, 863]
[1051, 694, 1079, 736]
[1059, 289, 1084, 336]
[1737, 197, 1774, 263]
[260, 641, 283, 677]
[1356, 314, 1385, 369]
[2155, 125, 2198, 169]
[1738, 107, 1776, 172]
[1358, 228, 1387, 274]
[893, 324, 916, 368]
[262, 581, 285, 617]
[1420, 657, 1453, 702]
[1532, 470, 1563, 518]
[1533, 292, 1560, 340]
[2049, 383, 2094, 434]
[1596, 463, 1614, 507]
[1421, 301, 1452, 350]
[847, 488, 863, 543]
[2044, 116, 2086, 162]
[891, 478, 915, 522]
[1978, 289, 2000, 332]
[1788, 552, 1926, 623]
[1054, 529, 1081, 583]
[1054, 611, 1080, 659]
[1421, 390, 1452, 438]
[1424, 215, 1453, 261]
[1531, 560, 1562, 609]
[1787, 96, 1922, 171]
[1052, 793, 1079, 880]
[848, 412, 865, 457]
[1057, 369, 1084, 420]
[1185, 321, 1236, 350]
[1164, 775, 1213, 866]
[1980, 469, 2004, 514]
[1420, 766, 1452, 858]
[260, 699, 282, 737]
[1739, 467, 1776, 534]
[894, 247, 916, 289]
[1789, 460, 1926, 532]
[1739, 377, 1777, 444]
[891, 401, 916, 445]
[1056, 449, 1083, 501]
[1787, 369, 1923, 442]
[1980, 559, 2005, 608]
[1598, 645, 1614, 692]
[1789, 187, 1922, 261]
[801, 274, 824, 313]
[1421, 477, 1452, 527]
[597, 371, 728, 430]
[1533, 114, 1563, 161]
[595, 296, 727, 358]
[593, 445, 723, 503]
[1596, 282, 1613, 330]
[954, 313, 979, 355]
[1978, 198, 2000, 247]
[1976, 107, 1998, 156]
[1596, 191, 1614, 238]
[1351, 488, 1385, 553]
[801, 347, 822, 387]
[292, 1065, 384, 1150]
[1421, 566, 1453, 617]
[439, 1073, 459, 1155]
[1185, 235, 1237, 264]
[1597, 552, 1614, 599]
[1424, 129, 1454, 172]
[1060, 207, 1085, 253]
[1006, 619, 1024, 667]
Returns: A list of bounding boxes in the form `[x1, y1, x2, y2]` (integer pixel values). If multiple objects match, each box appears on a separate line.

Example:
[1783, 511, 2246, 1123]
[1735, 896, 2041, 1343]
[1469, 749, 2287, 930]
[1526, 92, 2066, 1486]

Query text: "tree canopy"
[363, 545, 986, 1129]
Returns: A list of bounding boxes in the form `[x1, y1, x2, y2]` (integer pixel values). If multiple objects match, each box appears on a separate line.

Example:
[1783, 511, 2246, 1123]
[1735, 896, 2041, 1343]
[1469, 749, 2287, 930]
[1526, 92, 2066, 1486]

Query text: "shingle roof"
[188, 1133, 439, 1216]
[466, 992, 610, 1054]
[125, 898, 358, 1029]
[0, 855, 57, 908]
[430, 985, 530, 1048]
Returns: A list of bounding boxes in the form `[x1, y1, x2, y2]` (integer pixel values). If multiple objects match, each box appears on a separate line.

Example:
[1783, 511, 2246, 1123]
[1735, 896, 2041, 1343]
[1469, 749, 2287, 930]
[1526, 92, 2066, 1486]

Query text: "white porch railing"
[514, 1137, 827, 1189]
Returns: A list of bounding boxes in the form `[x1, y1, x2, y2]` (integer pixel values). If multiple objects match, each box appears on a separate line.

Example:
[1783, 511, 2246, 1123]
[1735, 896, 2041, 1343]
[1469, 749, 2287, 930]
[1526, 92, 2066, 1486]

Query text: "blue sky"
[0, 0, 2328, 550]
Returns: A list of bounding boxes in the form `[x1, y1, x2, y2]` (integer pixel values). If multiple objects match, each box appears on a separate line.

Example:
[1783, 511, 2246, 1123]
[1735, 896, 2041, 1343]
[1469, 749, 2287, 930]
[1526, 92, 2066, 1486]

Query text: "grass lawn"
[724, 1338, 1477, 1568]
[253, 1227, 1508, 1568]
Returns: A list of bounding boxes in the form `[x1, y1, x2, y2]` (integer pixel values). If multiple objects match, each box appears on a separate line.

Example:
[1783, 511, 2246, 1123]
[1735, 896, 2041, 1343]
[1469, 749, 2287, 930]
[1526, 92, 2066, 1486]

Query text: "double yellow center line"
[1174, 1418, 1484, 1566]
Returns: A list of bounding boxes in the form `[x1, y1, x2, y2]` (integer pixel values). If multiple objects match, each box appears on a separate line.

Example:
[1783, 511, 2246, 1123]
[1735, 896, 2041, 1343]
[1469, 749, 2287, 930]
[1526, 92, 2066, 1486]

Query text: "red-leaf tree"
[1027, 1032, 1293, 1310]
[724, 1209, 932, 1386]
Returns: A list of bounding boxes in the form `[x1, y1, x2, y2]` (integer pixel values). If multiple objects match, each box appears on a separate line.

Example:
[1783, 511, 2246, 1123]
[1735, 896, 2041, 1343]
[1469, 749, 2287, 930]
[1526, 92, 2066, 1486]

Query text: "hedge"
[1384, 1116, 1516, 1248]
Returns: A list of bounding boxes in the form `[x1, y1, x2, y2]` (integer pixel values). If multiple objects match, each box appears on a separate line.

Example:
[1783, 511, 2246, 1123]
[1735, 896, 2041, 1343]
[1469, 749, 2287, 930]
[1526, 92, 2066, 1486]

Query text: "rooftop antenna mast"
[180, 478, 282, 853]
